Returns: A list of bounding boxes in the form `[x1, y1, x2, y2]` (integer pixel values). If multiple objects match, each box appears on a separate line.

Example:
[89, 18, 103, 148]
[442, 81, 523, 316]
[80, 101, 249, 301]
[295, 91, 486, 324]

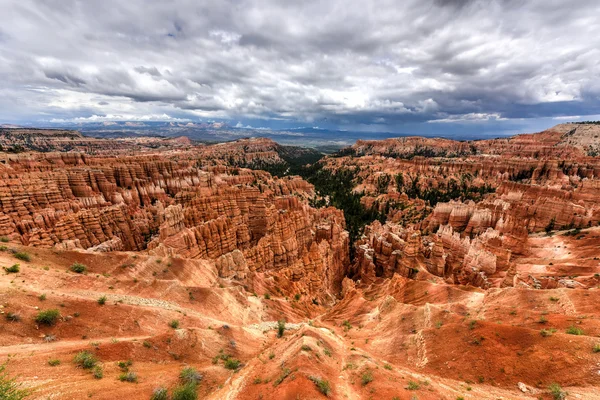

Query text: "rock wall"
[0, 146, 349, 301]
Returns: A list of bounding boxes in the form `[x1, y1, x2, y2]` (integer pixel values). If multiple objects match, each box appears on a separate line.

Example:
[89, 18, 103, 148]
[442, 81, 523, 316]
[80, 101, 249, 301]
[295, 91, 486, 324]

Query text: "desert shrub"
[92, 366, 103, 379]
[277, 319, 285, 338]
[39, 294, 46, 301]
[171, 382, 197, 400]
[13, 252, 30, 262]
[117, 360, 132, 372]
[35, 309, 60, 325]
[549, 296, 559, 302]
[549, 383, 567, 400]
[264, 293, 270, 300]
[301, 345, 312, 351]
[48, 359, 60, 366]
[0, 363, 29, 400]
[44, 335, 56, 343]
[383, 364, 392, 370]
[97, 296, 107, 305]
[69, 263, 87, 274]
[5, 313, 20, 322]
[119, 372, 137, 383]
[361, 370, 373, 386]
[224, 358, 241, 370]
[407, 381, 420, 390]
[593, 344, 600, 353]
[143, 341, 152, 348]
[566, 325, 584, 335]
[273, 367, 291, 386]
[309, 375, 331, 396]
[0, 237, 9, 243]
[151, 387, 169, 400]
[169, 320, 180, 329]
[180, 367, 202, 384]
[4, 264, 19, 273]
[540, 328, 557, 337]
[73, 351, 98, 369]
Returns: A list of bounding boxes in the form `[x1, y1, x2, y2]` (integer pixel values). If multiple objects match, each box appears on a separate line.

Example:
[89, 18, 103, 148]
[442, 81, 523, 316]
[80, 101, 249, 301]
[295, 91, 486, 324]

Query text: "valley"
[1, 124, 600, 399]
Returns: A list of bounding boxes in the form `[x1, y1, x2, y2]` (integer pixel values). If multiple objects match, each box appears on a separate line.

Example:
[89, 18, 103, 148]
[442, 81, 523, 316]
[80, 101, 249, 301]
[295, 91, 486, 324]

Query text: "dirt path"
[0, 335, 151, 357]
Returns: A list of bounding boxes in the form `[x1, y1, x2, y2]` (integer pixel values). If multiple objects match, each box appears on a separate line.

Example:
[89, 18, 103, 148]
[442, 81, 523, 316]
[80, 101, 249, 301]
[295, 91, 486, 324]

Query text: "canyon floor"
[1, 125, 600, 399]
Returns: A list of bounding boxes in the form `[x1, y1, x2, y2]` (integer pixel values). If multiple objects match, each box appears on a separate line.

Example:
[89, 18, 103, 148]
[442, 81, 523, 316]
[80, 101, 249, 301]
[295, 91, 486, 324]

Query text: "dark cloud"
[0, 0, 599, 133]
[134, 66, 162, 77]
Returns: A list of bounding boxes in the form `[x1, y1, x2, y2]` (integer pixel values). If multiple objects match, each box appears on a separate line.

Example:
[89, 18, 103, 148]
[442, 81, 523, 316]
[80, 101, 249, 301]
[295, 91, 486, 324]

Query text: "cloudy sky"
[1, 0, 599, 137]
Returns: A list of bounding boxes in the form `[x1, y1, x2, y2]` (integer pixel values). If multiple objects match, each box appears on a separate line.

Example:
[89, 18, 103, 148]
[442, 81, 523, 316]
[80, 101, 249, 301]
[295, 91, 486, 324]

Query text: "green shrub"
[169, 320, 180, 329]
[48, 359, 61, 366]
[383, 364, 392, 370]
[151, 387, 169, 400]
[143, 341, 152, 348]
[73, 351, 98, 369]
[264, 293, 270, 300]
[549, 383, 567, 400]
[35, 309, 60, 325]
[171, 382, 197, 400]
[92, 366, 103, 379]
[294, 293, 301, 301]
[13, 252, 30, 262]
[0, 237, 9, 243]
[273, 368, 291, 386]
[97, 296, 107, 305]
[3, 264, 19, 273]
[301, 345, 312, 351]
[117, 360, 132, 372]
[69, 263, 87, 274]
[566, 325, 584, 335]
[549, 296, 559, 302]
[0, 363, 29, 400]
[407, 381, 420, 390]
[180, 367, 202, 384]
[39, 294, 46, 301]
[224, 358, 241, 370]
[309, 375, 331, 396]
[277, 319, 285, 338]
[593, 344, 600, 353]
[361, 370, 373, 386]
[119, 372, 137, 383]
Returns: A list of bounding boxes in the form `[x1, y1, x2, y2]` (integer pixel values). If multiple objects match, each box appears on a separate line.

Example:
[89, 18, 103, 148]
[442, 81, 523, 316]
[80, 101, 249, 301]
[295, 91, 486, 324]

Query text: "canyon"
[1, 124, 600, 399]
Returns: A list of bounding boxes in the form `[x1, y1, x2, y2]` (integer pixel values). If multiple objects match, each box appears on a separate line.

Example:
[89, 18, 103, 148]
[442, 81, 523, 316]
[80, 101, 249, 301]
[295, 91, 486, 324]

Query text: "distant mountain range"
[3, 120, 514, 150]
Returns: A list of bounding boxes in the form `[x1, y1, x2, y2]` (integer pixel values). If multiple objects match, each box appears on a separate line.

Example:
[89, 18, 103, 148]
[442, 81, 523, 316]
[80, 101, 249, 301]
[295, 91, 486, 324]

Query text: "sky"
[1, 0, 600, 138]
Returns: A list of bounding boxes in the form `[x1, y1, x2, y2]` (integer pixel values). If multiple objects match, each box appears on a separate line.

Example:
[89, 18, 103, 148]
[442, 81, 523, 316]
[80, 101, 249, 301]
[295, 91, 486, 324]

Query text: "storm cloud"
[0, 0, 599, 133]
